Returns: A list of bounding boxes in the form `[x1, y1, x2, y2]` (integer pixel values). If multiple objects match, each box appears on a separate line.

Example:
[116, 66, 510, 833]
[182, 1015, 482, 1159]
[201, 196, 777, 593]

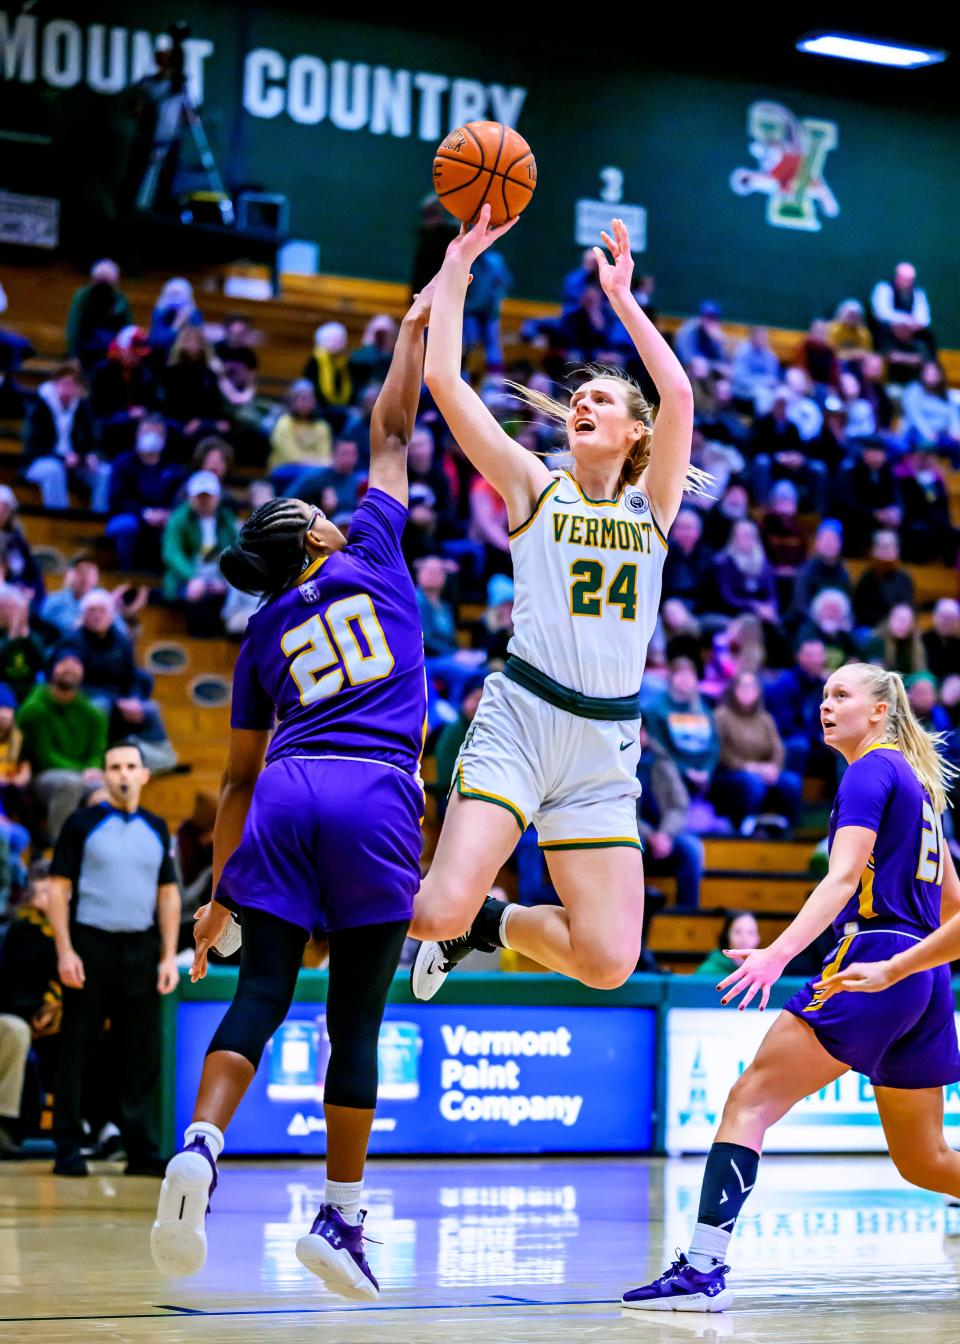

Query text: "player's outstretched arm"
[717, 824, 876, 1011]
[367, 282, 435, 505]
[192, 728, 269, 982]
[817, 846, 960, 998]
[594, 218, 694, 532]
[423, 205, 552, 527]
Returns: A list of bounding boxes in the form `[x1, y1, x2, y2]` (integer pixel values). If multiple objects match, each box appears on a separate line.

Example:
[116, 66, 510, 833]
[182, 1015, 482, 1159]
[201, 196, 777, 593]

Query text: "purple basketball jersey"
[230, 488, 425, 772]
[828, 743, 945, 938]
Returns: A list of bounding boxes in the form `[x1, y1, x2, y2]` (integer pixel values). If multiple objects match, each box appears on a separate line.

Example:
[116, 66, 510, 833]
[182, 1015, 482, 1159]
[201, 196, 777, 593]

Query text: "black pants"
[53, 924, 162, 1160]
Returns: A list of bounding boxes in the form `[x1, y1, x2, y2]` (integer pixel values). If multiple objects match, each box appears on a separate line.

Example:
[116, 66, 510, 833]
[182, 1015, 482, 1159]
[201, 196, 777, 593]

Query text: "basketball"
[432, 120, 537, 227]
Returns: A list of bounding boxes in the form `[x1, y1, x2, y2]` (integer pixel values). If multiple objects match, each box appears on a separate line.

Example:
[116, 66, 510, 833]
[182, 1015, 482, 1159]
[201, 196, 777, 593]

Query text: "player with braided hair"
[150, 281, 437, 1301]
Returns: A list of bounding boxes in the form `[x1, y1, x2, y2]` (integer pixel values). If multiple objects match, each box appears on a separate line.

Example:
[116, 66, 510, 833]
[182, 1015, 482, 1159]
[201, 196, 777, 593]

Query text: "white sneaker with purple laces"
[296, 1204, 380, 1301]
[622, 1253, 733, 1312]
[150, 1136, 218, 1277]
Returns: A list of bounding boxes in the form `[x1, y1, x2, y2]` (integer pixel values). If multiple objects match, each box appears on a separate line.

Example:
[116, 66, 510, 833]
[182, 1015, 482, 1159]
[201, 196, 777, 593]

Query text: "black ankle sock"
[696, 1141, 760, 1230]
[470, 896, 507, 951]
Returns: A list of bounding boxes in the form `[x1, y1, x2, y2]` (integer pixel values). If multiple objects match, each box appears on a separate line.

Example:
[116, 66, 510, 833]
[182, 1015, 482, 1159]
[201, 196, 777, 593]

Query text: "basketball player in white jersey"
[410, 212, 704, 999]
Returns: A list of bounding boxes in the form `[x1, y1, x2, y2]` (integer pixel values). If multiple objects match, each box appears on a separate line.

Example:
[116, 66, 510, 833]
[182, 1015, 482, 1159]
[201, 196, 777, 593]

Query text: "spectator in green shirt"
[694, 910, 760, 979]
[162, 472, 238, 635]
[18, 654, 106, 840]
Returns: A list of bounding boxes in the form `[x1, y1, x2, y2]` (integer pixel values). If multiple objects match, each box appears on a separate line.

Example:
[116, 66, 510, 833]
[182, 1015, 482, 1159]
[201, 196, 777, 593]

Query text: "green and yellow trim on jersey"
[562, 470, 623, 508]
[649, 512, 669, 551]
[455, 763, 527, 833]
[538, 836, 643, 851]
[508, 479, 560, 540]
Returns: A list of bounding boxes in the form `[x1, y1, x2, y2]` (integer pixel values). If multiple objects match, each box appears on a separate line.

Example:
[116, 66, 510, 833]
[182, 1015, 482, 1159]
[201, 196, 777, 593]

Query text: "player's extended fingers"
[487, 216, 519, 243]
[592, 247, 609, 271]
[760, 983, 772, 1012]
[616, 216, 632, 255]
[738, 981, 761, 1012]
[720, 975, 750, 1006]
[599, 230, 617, 257]
[716, 962, 748, 991]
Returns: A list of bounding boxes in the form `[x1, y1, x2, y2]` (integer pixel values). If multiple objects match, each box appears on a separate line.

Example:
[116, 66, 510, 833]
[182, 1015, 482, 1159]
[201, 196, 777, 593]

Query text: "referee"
[47, 740, 181, 1176]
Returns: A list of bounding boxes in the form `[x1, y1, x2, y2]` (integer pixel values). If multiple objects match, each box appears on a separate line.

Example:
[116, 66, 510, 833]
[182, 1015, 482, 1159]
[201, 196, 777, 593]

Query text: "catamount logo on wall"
[730, 100, 839, 232]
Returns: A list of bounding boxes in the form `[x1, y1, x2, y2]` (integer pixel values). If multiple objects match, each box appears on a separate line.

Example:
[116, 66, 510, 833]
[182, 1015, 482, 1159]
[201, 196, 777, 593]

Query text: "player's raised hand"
[444, 204, 518, 268]
[594, 217, 635, 301]
[717, 945, 789, 1012]
[812, 958, 897, 1000]
[407, 273, 439, 324]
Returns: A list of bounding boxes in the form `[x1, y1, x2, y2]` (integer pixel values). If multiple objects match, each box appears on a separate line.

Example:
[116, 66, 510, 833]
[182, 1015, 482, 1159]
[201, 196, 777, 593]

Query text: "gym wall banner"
[175, 1001, 656, 1155]
[666, 1008, 960, 1154]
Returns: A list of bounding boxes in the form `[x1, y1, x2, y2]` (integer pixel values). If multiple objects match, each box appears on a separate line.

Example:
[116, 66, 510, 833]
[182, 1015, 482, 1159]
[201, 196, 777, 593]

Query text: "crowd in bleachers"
[0, 246, 955, 918]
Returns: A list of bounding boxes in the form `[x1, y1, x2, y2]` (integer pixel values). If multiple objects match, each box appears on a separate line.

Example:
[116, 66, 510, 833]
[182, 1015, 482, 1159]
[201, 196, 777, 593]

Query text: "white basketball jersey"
[507, 470, 668, 699]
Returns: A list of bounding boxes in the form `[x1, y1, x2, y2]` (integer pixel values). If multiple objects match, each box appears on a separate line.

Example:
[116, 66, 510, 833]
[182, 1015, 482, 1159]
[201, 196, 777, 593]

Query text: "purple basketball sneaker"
[150, 1136, 218, 1277]
[296, 1204, 380, 1301]
[622, 1253, 733, 1312]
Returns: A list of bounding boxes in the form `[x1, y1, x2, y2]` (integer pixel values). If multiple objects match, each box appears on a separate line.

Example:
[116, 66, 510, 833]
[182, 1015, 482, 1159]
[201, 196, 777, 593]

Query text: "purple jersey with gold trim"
[230, 488, 425, 772]
[828, 743, 945, 938]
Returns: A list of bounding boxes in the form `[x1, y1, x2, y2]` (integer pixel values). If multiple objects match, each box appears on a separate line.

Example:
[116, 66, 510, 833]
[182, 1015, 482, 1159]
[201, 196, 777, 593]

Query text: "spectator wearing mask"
[870, 261, 935, 374]
[796, 319, 840, 391]
[923, 600, 960, 682]
[0, 487, 44, 603]
[730, 326, 781, 410]
[106, 416, 184, 571]
[661, 507, 714, 612]
[831, 440, 902, 557]
[23, 363, 110, 512]
[852, 530, 915, 630]
[796, 588, 860, 672]
[18, 653, 106, 840]
[827, 299, 872, 367]
[636, 722, 704, 909]
[901, 362, 960, 461]
[162, 471, 237, 635]
[268, 380, 333, 493]
[764, 637, 829, 780]
[898, 446, 958, 564]
[865, 603, 927, 677]
[161, 327, 228, 447]
[148, 277, 203, 367]
[674, 301, 730, 377]
[644, 657, 720, 798]
[0, 867, 60, 1156]
[715, 520, 779, 622]
[694, 911, 760, 978]
[290, 438, 363, 515]
[55, 589, 175, 770]
[463, 249, 512, 369]
[66, 260, 133, 372]
[47, 741, 180, 1176]
[713, 671, 802, 834]
[791, 521, 852, 617]
[89, 327, 159, 457]
[304, 322, 353, 429]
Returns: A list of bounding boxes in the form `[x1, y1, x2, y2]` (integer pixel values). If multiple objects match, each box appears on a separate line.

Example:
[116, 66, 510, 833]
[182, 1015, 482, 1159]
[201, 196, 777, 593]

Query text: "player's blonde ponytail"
[855, 664, 957, 814]
[506, 365, 713, 499]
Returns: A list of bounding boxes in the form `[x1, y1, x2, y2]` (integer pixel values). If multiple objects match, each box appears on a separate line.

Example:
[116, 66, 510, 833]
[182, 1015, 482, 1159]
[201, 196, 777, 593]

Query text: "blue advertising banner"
[175, 1002, 655, 1155]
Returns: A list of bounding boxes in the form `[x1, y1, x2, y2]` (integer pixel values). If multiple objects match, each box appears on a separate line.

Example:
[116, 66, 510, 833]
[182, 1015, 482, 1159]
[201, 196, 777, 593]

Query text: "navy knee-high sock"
[687, 1141, 760, 1271]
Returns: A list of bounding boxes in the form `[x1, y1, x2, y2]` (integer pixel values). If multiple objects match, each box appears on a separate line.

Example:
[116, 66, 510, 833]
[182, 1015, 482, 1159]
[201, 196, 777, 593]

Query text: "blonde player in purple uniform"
[150, 282, 437, 1301]
[623, 663, 960, 1313]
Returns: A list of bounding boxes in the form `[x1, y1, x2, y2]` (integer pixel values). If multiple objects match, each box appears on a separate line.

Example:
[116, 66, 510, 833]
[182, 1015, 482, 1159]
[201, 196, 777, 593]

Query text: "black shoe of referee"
[410, 895, 505, 1001]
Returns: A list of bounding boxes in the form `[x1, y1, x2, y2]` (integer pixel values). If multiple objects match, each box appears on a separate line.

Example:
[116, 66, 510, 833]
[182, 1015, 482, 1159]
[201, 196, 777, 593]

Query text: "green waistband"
[504, 656, 642, 722]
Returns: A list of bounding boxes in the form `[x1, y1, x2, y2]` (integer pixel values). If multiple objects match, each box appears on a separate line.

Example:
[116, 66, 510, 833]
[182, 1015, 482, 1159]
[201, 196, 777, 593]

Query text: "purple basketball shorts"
[784, 927, 960, 1089]
[217, 757, 423, 936]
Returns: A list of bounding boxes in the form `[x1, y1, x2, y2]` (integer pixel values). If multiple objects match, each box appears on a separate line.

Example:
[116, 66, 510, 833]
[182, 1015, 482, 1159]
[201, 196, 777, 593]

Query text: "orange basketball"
[432, 121, 537, 227]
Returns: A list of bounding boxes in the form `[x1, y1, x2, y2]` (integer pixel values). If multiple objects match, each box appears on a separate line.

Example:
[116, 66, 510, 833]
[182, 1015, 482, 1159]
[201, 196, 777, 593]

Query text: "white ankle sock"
[325, 1178, 363, 1224]
[184, 1121, 224, 1161]
[687, 1222, 731, 1273]
[499, 903, 517, 950]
